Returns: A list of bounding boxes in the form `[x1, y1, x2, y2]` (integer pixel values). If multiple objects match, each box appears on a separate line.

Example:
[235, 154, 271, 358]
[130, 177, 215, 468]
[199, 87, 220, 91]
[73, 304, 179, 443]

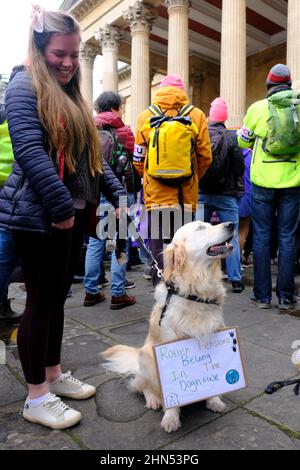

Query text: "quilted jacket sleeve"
[5, 71, 74, 223]
[101, 159, 127, 208]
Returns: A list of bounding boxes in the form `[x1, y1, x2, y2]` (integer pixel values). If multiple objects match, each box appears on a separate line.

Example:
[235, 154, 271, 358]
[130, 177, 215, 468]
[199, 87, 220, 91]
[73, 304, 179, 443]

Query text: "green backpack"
[263, 90, 300, 156]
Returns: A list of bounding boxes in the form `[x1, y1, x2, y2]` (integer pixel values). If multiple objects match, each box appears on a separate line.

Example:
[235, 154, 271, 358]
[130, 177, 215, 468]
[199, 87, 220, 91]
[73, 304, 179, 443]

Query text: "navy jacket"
[200, 123, 245, 197]
[0, 67, 125, 233]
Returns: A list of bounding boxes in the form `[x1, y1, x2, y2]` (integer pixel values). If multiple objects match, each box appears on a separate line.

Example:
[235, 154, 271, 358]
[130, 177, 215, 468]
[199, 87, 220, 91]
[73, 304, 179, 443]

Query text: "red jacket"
[95, 112, 141, 194]
[94, 112, 135, 153]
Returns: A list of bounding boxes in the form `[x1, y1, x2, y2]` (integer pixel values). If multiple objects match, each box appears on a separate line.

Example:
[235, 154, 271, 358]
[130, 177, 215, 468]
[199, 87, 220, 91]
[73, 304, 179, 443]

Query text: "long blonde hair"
[27, 11, 101, 176]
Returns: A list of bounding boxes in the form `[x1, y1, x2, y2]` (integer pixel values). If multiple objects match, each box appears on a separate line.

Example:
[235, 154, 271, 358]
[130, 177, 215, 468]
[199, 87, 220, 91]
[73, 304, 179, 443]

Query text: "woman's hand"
[52, 216, 75, 230]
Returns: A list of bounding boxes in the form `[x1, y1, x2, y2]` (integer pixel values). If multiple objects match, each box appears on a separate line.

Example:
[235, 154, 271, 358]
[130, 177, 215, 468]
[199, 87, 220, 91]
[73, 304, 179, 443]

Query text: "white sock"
[27, 392, 52, 406]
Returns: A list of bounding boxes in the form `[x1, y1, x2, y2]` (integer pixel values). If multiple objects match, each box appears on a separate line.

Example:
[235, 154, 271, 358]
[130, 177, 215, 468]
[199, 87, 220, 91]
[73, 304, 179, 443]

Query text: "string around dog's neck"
[159, 281, 220, 326]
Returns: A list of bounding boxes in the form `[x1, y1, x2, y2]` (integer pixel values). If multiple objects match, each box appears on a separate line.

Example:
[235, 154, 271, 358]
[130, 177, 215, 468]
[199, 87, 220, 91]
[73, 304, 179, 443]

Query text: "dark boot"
[0, 300, 22, 324]
[110, 294, 136, 310]
[83, 291, 105, 307]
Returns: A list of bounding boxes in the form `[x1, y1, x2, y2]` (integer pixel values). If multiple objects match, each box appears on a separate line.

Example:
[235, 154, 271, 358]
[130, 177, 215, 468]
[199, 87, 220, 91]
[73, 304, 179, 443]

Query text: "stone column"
[95, 25, 122, 93]
[189, 66, 204, 106]
[287, 0, 300, 91]
[80, 43, 97, 110]
[165, 0, 190, 92]
[123, 1, 156, 132]
[220, 0, 246, 128]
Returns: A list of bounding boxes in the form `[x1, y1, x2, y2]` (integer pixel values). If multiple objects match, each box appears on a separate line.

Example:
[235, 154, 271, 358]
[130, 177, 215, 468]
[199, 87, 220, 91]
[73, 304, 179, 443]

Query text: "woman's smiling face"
[44, 33, 80, 85]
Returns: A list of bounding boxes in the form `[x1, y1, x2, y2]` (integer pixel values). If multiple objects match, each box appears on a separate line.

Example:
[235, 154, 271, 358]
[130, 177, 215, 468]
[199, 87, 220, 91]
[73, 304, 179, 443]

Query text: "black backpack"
[98, 127, 141, 194]
[200, 125, 229, 190]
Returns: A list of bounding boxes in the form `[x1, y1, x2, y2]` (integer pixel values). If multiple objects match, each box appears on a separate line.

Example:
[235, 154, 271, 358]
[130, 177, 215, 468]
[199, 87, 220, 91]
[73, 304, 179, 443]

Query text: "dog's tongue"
[210, 243, 224, 252]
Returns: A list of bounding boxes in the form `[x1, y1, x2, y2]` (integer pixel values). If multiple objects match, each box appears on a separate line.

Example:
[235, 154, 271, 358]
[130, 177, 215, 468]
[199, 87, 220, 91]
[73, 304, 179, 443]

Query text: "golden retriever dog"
[102, 221, 234, 432]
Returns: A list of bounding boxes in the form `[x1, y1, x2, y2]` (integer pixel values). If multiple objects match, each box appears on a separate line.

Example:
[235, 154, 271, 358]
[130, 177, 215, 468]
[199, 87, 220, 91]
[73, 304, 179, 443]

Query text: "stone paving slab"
[0, 366, 26, 407]
[100, 319, 150, 348]
[241, 313, 300, 356]
[2, 268, 300, 450]
[223, 300, 270, 330]
[65, 302, 149, 330]
[226, 339, 297, 403]
[0, 401, 81, 450]
[4, 347, 23, 379]
[163, 408, 300, 450]
[4, 325, 113, 382]
[66, 375, 236, 451]
[246, 385, 300, 434]
[60, 329, 112, 380]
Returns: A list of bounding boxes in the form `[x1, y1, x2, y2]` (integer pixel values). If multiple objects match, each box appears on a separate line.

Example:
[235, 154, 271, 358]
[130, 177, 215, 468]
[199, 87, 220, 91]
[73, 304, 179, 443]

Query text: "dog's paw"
[145, 396, 162, 410]
[144, 390, 162, 410]
[161, 410, 181, 433]
[206, 396, 226, 414]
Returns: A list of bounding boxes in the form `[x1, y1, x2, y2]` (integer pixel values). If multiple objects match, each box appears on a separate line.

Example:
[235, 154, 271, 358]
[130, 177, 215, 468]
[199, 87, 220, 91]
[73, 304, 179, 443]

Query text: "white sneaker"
[23, 393, 81, 430]
[48, 371, 96, 399]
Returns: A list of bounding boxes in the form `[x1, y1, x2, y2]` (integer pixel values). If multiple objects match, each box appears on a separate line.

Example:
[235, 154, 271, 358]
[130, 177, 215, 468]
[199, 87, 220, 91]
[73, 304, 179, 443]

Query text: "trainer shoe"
[250, 294, 271, 309]
[72, 274, 84, 284]
[48, 371, 96, 399]
[99, 276, 110, 288]
[278, 298, 297, 311]
[84, 291, 105, 307]
[0, 300, 23, 324]
[231, 281, 245, 293]
[241, 257, 253, 268]
[23, 393, 81, 430]
[110, 293, 136, 310]
[125, 279, 136, 289]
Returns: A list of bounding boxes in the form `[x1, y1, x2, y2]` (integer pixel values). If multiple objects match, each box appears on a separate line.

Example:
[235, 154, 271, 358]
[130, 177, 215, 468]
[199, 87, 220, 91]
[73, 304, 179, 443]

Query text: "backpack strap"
[148, 104, 164, 116]
[178, 104, 194, 116]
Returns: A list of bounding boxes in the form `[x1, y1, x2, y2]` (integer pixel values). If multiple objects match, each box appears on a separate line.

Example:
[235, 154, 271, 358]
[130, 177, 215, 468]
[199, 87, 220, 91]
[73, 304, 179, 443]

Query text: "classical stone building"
[60, 0, 299, 129]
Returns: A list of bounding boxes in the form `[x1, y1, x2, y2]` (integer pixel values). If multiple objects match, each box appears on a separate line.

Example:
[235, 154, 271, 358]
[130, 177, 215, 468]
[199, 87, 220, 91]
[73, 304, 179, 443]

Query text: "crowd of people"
[0, 5, 299, 431]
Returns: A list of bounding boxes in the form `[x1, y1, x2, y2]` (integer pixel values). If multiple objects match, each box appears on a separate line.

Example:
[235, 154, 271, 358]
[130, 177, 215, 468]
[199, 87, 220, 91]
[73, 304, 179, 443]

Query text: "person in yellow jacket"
[0, 102, 21, 323]
[238, 64, 300, 310]
[133, 74, 212, 285]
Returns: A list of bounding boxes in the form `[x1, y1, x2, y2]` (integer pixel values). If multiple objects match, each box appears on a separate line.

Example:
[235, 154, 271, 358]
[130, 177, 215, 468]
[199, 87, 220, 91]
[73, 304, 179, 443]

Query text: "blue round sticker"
[226, 370, 240, 385]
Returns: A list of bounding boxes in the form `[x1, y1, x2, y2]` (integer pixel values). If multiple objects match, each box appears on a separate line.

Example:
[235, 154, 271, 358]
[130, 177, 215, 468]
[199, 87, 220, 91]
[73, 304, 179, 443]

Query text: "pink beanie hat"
[160, 74, 185, 90]
[209, 98, 228, 122]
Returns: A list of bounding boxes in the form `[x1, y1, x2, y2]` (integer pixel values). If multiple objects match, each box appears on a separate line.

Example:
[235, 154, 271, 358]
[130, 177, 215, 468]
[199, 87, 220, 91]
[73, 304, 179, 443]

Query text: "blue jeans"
[84, 194, 128, 298]
[251, 184, 300, 302]
[84, 237, 127, 297]
[0, 228, 19, 304]
[199, 194, 241, 282]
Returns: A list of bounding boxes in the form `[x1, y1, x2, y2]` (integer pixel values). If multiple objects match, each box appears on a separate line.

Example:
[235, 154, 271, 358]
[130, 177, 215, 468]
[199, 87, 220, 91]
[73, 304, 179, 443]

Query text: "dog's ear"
[163, 243, 175, 282]
[163, 241, 186, 281]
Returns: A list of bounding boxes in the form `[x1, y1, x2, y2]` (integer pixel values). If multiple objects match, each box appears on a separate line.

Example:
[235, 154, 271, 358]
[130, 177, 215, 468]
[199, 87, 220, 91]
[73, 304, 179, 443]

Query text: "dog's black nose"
[226, 223, 234, 232]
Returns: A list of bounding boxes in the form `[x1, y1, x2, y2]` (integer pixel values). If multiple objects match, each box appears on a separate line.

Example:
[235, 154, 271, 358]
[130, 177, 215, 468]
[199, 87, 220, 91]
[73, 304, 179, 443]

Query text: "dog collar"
[159, 281, 220, 326]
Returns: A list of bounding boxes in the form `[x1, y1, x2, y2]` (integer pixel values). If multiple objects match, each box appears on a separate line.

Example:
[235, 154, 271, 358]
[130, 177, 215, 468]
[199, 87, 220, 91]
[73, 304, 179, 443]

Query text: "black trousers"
[13, 210, 86, 385]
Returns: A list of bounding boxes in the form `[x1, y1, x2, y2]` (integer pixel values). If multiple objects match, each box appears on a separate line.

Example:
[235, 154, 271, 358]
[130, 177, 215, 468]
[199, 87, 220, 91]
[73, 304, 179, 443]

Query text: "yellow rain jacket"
[134, 87, 212, 212]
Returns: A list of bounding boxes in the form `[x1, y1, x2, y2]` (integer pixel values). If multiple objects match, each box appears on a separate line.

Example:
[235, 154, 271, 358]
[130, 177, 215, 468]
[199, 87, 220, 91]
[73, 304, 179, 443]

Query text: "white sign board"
[153, 328, 247, 410]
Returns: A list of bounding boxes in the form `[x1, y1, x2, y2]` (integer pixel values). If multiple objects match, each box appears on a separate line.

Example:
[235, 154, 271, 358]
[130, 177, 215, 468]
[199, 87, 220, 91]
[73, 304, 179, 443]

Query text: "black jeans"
[14, 210, 86, 385]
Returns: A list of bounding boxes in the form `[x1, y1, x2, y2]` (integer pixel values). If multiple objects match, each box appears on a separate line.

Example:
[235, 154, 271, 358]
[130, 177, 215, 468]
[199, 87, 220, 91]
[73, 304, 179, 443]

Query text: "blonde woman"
[0, 6, 125, 429]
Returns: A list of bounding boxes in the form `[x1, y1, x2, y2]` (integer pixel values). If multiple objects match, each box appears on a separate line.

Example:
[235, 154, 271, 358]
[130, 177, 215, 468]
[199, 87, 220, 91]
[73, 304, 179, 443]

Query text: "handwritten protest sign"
[153, 328, 247, 410]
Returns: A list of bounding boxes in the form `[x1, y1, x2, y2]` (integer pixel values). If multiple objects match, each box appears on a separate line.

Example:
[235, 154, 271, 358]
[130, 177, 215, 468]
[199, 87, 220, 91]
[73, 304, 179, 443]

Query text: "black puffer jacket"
[0, 67, 125, 234]
[200, 123, 245, 196]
